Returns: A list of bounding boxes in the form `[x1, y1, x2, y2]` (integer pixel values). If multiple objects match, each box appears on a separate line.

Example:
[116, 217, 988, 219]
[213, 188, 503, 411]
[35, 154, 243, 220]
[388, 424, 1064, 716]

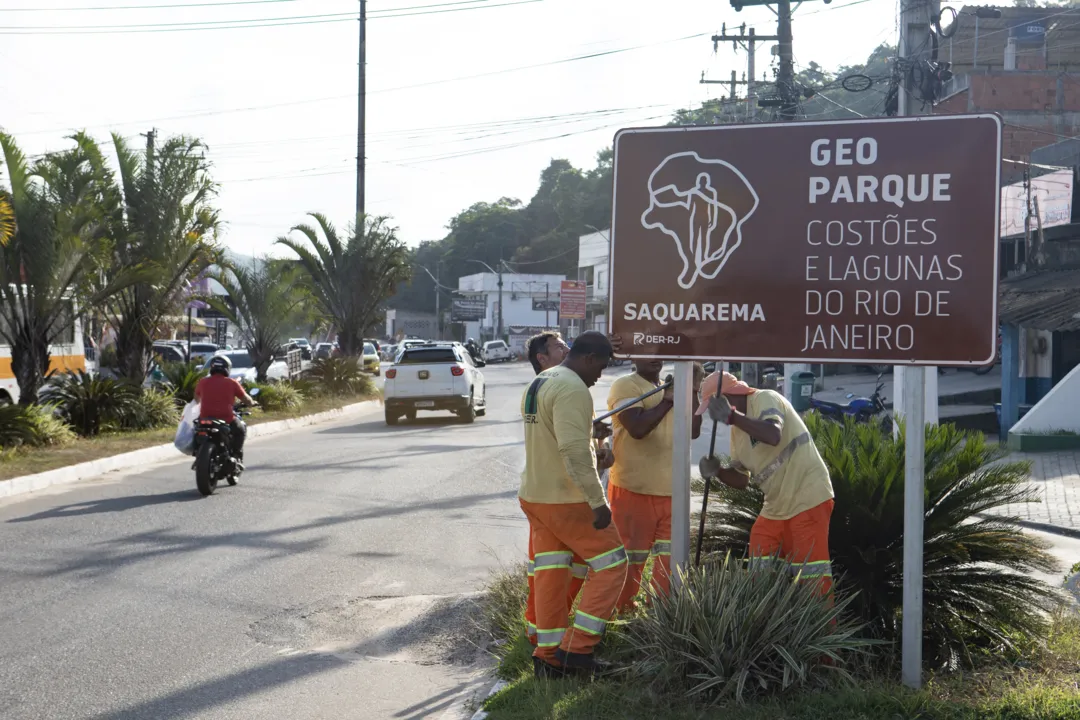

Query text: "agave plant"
[40, 370, 140, 437]
[624, 552, 873, 704]
[308, 357, 372, 398]
[699, 413, 1061, 668]
[157, 361, 207, 405]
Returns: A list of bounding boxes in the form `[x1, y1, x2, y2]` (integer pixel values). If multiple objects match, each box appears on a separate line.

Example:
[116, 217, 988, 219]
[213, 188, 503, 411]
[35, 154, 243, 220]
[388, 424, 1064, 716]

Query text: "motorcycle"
[807, 373, 889, 429]
[193, 388, 259, 497]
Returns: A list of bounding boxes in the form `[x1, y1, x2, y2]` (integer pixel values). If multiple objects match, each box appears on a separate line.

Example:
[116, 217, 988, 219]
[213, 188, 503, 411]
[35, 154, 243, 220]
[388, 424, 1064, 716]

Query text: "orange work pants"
[524, 531, 587, 646]
[748, 499, 834, 596]
[609, 484, 671, 611]
[519, 499, 627, 662]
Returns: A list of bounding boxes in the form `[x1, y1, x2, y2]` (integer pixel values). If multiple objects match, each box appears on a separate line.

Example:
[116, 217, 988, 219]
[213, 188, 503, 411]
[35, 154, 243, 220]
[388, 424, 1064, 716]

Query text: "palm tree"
[208, 258, 303, 382]
[103, 132, 220, 381]
[277, 213, 410, 355]
[0, 132, 128, 404]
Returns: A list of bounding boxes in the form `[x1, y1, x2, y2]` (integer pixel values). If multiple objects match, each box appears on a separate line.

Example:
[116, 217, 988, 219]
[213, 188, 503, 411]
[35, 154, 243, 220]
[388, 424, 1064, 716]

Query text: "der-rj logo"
[634, 332, 682, 345]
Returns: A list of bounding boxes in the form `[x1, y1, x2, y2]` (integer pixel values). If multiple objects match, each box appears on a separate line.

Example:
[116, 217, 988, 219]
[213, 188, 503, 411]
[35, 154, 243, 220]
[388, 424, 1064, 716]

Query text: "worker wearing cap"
[520, 331, 627, 677]
[606, 359, 702, 610]
[697, 372, 835, 595]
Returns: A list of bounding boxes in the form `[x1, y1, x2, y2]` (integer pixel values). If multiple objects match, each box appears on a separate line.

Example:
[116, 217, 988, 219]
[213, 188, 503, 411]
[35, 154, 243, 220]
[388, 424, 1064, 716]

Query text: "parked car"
[187, 342, 220, 365]
[361, 342, 381, 376]
[383, 342, 486, 425]
[380, 344, 398, 362]
[290, 338, 313, 360]
[314, 342, 335, 360]
[152, 343, 187, 365]
[204, 350, 289, 383]
[364, 338, 382, 354]
[482, 339, 513, 363]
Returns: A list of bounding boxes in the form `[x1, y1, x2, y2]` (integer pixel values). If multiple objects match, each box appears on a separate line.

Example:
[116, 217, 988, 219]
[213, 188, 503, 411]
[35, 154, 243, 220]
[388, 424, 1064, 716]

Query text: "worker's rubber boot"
[553, 649, 613, 678]
[532, 657, 566, 680]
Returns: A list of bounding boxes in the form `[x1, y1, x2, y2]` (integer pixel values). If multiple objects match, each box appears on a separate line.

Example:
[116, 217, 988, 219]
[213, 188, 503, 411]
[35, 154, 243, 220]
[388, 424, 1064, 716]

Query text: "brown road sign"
[560, 280, 587, 320]
[609, 114, 1002, 364]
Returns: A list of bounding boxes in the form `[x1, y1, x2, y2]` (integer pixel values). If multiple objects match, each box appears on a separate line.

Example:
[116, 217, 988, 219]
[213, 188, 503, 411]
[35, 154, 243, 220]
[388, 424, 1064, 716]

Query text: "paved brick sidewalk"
[992, 450, 1080, 534]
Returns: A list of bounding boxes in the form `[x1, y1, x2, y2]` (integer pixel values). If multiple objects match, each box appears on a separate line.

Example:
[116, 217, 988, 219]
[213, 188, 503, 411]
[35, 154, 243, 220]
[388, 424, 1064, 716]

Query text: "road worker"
[521, 331, 610, 647]
[607, 359, 702, 610]
[520, 331, 627, 677]
[697, 372, 835, 595]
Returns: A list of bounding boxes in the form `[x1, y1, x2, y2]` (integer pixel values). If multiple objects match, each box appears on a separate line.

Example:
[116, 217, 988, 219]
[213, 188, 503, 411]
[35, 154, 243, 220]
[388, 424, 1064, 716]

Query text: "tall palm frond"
[104, 132, 220, 381]
[208, 257, 303, 381]
[0, 131, 135, 403]
[277, 213, 410, 355]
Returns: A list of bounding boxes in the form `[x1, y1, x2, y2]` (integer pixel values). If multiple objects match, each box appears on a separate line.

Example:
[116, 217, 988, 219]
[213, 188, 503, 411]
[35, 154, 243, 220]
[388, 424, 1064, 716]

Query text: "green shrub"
[23, 403, 76, 446]
[119, 388, 180, 431]
[41, 371, 141, 437]
[308, 357, 374, 398]
[98, 344, 118, 370]
[157, 361, 207, 405]
[623, 552, 872, 704]
[700, 414, 1062, 669]
[249, 382, 303, 413]
[0, 403, 40, 448]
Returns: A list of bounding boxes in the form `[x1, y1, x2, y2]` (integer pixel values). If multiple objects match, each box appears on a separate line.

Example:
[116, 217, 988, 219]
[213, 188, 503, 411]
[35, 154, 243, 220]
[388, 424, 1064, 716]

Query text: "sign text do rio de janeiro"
[608, 115, 1002, 364]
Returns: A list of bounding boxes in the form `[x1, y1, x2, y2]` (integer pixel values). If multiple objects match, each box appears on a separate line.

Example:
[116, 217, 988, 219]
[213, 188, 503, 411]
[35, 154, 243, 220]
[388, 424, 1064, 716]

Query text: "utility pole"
[355, 0, 367, 219]
[144, 128, 157, 162]
[895, 0, 940, 693]
[434, 262, 441, 340]
[700, 69, 748, 101]
[776, 0, 796, 121]
[712, 25, 782, 126]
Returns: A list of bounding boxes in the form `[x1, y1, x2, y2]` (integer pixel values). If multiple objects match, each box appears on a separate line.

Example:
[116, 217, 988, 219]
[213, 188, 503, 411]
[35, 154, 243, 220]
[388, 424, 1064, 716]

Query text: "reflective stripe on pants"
[609, 484, 673, 612]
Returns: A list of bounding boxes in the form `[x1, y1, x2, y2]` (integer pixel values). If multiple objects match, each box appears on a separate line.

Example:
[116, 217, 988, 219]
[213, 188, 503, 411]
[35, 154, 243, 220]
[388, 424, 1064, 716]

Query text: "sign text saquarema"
[608, 114, 1002, 364]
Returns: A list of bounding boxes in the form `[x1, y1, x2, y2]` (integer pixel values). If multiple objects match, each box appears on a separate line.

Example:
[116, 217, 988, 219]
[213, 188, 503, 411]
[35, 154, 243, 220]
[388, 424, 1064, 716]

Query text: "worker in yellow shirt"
[520, 331, 627, 678]
[697, 372, 835, 595]
[522, 331, 613, 647]
[607, 359, 702, 610]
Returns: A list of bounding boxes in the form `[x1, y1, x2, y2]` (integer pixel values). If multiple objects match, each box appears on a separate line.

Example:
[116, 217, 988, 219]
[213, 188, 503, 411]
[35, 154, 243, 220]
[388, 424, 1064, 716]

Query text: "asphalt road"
[0, 361, 560, 720]
[2, 361, 1074, 720]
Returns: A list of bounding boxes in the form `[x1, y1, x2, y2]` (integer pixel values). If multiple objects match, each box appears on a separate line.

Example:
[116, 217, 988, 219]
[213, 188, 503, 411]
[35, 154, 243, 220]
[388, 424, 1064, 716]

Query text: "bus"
[0, 298, 86, 404]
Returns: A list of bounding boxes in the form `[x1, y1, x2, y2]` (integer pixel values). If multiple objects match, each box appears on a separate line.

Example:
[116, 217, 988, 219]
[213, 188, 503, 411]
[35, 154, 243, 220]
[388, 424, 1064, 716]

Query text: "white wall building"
[577, 229, 611, 334]
[457, 272, 565, 348]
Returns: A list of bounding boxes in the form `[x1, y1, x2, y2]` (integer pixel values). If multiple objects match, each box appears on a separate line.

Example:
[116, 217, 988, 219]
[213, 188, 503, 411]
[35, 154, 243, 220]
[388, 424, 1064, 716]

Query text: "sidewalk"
[991, 450, 1080, 538]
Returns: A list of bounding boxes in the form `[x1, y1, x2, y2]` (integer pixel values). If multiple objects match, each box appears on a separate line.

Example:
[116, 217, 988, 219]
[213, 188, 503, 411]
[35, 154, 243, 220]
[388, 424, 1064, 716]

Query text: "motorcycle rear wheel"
[195, 443, 217, 497]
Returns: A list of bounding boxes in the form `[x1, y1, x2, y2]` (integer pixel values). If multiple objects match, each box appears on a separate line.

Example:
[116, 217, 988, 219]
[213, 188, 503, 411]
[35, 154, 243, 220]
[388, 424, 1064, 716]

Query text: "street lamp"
[466, 259, 503, 340]
[413, 263, 445, 340]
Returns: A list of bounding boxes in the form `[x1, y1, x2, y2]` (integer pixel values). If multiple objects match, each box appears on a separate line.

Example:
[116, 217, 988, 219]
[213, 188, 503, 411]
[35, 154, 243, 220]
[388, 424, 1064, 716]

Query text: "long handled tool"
[592, 374, 673, 425]
[694, 419, 719, 567]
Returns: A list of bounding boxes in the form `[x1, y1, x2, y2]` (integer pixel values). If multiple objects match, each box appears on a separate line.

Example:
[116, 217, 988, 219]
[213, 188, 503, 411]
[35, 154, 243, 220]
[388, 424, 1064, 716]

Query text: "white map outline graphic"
[640, 151, 760, 289]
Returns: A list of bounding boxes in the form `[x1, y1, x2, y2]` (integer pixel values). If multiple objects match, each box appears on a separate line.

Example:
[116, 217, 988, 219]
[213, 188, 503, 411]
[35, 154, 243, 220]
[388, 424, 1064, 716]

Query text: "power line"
[0, 0, 486, 11]
[13, 32, 704, 135]
[0, 0, 543, 33]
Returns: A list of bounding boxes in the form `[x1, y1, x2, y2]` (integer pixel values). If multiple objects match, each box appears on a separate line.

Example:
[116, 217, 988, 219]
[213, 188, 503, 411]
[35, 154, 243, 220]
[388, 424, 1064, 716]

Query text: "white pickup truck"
[383, 343, 487, 425]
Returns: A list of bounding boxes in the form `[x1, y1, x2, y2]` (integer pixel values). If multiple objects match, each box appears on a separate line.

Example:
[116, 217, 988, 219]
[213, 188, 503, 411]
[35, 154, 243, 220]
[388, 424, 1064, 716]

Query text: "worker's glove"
[592, 421, 612, 441]
[707, 393, 733, 424]
[592, 505, 613, 530]
[699, 454, 723, 480]
[596, 447, 615, 471]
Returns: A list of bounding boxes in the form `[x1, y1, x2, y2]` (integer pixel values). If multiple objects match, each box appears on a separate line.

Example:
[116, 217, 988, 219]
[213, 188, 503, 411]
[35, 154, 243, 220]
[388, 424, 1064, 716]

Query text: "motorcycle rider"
[465, 337, 482, 362]
[194, 356, 258, 468]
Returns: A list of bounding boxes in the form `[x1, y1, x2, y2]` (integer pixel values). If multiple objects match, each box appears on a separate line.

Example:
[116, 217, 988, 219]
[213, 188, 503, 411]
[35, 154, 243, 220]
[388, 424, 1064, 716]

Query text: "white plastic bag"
[174, 400, 201, 456]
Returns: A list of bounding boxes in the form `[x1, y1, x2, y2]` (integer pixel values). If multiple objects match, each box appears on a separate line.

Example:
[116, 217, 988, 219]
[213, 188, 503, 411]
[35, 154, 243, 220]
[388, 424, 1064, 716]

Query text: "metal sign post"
[670, 361, 694, 587]
[901, 365, 926, 687]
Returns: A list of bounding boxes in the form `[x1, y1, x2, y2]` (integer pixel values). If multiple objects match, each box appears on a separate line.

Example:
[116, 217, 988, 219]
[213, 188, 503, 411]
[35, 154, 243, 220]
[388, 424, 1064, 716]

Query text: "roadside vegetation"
[476, 417, 1080, 720]
[0, 126, 404, 481]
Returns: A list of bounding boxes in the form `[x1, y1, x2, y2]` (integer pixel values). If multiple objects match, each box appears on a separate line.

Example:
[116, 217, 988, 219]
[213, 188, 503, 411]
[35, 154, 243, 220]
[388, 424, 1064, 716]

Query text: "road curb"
[0, 400, 380, 501]
[469, 679, 507, 720]
[977, 513, 1080, 541]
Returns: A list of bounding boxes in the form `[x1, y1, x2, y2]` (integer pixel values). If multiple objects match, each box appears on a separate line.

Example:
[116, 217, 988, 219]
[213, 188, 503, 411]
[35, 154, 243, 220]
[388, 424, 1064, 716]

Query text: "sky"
[0, 0, 925, 256]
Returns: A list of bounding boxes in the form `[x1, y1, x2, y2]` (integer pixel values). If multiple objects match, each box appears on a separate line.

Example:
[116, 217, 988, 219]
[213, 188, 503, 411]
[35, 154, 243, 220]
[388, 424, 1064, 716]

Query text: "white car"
[482, 339, 512, 363]
[205, 350, 289, 383]
[383, 343, 486, 425]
